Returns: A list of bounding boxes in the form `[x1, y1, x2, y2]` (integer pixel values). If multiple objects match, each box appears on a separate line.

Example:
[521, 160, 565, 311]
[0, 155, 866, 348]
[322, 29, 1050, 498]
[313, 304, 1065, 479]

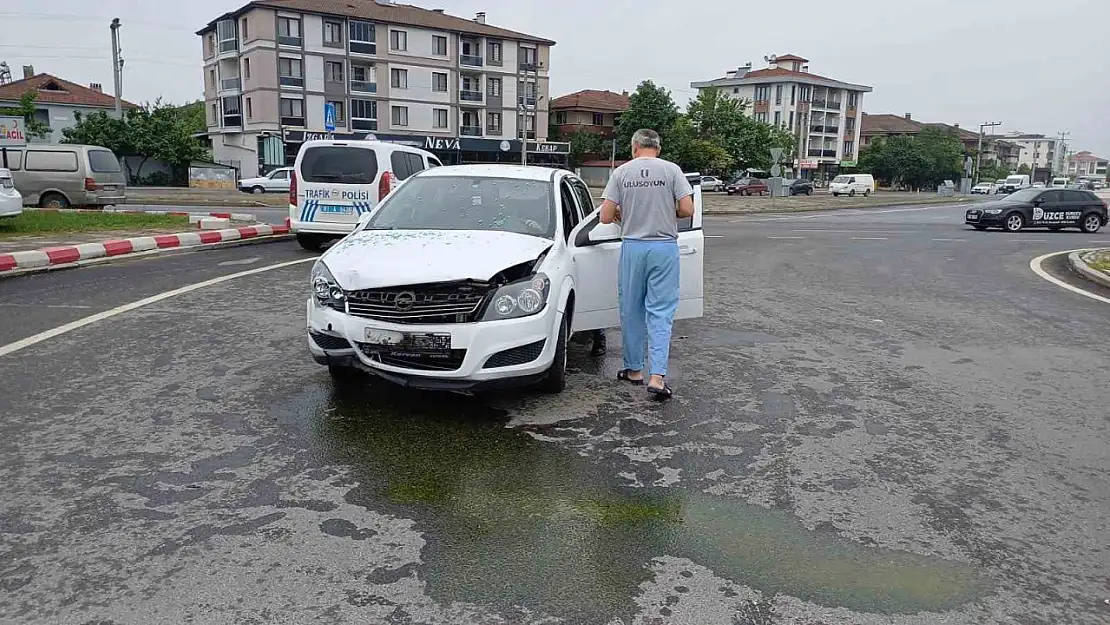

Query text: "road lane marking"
[851, 237, 888, 240]
[1029, 250, 1110, 305]
[1009, 239, 1048, 242]
[791, 229, 907, 233]
[1089, 240, 1110, 244]
[0, 257, 317, 358]
[767, 236, 806, 239]
[0, 303, 94, 309]
[705, 235, 724, 238]
[218, 256, 262, 266]
[731, 204, 967, 223]
[932, 238, 966, 242]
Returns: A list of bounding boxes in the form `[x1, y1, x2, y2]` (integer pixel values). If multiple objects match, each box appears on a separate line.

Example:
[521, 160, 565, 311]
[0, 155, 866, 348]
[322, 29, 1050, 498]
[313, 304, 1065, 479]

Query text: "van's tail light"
[378, 171, 393, 202]
[84, 178, 96, 191]
[289, 170, 297, 206]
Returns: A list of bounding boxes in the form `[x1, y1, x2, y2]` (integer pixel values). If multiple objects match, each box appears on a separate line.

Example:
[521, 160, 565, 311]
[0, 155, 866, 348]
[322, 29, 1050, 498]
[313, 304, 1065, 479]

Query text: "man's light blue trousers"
[618, 238, 680, 377]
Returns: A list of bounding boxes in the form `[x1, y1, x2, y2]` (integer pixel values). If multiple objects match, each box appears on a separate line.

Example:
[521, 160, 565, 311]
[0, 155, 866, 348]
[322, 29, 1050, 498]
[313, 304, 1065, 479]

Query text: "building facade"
[1067, 151, 1108, 182]
[1004, 133, 1066, 174]
[197, 0, 560, 177]
[691, 54, 872, 179]
[550, 89, 628, 138]
[0, 70, 138, 144]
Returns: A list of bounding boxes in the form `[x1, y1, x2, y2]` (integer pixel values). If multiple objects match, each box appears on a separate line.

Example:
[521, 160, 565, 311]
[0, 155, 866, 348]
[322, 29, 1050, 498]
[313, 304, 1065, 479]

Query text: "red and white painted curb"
[26, 207, 259, 222]
[0, 224, 291, 273]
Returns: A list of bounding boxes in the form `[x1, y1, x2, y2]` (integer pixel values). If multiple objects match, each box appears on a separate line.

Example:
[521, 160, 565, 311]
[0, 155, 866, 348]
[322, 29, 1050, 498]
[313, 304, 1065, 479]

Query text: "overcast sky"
[2, 0, 1107, 153]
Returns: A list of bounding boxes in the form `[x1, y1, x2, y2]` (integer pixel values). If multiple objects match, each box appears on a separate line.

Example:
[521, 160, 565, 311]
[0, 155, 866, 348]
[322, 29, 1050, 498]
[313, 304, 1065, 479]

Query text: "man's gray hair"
[631, 128, 661, 150]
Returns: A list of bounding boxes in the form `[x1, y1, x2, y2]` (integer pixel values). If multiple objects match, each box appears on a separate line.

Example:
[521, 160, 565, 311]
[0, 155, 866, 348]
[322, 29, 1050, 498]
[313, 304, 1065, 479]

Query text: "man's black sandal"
[617, 370, 644, 385]
[647, 380, 674, 400]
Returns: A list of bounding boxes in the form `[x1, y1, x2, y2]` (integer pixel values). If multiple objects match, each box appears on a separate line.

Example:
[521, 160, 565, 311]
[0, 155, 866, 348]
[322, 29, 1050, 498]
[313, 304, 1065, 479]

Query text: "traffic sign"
[0, 116, 27, 147]
[770, 147, 784, 163]
[324, 103, 336, 132]
[770, 164, 782, 177]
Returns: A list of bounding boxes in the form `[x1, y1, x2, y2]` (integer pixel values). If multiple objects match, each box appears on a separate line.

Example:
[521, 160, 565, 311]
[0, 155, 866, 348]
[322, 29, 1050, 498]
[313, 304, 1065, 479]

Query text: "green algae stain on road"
[303, 385, 987, 622]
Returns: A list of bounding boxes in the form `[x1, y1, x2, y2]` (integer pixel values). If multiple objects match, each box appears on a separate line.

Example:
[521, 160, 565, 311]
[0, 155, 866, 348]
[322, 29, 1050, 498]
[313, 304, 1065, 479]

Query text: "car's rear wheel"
[538, 315, 568, 394]
[806, 189, 812, 196]
[251, 186, 265, 194]
[863, 189, 871, 197]
[297, 233, 325, 251]
[1003, 212, 1025, 232]
[849, 189, 857, 197]
[39, 192, 69, 209]
[1080, 213, 1102, 234]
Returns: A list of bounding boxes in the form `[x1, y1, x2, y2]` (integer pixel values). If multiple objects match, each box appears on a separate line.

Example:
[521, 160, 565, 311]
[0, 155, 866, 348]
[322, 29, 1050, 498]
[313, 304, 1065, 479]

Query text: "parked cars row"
[1, 144, 126, 208]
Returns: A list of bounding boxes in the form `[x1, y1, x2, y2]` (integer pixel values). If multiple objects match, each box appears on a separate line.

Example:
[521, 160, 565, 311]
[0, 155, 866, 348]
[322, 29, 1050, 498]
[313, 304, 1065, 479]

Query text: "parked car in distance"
[289, 139, 442, 251]
[997, 174, 1031, 194]
[305, 164, 706, 393]
[3, 144, 126, 208]
[786, 178, 814, 195]
[994, 179, 1008, 193]
[726, 177, 768, 196]
[239, 167, 293, 194]
[699, 176, 725, 192]
[0, 168, 22, 218]
[1050, 177, 1069, 188]
[965, 188, 1107, 233]
[971, 182, 995, 194]
[829, 173, 875, 197]
[1032, 182, 1045, 188]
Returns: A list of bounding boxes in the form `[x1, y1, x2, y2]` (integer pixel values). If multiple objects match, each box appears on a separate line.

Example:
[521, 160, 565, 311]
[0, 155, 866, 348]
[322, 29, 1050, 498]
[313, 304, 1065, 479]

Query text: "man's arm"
[599, 168, 622, 224]
[599, 199, 621, 224]
[676, 195, 694, 218]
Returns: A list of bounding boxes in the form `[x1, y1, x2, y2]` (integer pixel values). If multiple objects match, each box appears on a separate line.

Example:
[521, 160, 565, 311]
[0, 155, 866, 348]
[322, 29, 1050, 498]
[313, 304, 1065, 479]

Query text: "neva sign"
[0, 116, 28, 147]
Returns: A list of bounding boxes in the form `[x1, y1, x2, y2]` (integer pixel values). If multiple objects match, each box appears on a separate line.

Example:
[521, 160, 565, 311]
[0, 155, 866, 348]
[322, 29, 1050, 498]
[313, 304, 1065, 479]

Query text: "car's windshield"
[1006, 176, 1024, 184]
[1005, 188, 1041, 202]
[832, 175, 850, 183]
[366, 175, 556, 239]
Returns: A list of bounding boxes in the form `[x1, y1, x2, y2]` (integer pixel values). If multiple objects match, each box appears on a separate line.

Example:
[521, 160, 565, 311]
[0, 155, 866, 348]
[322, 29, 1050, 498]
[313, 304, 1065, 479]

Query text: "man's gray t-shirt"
[602, 156, 693, 241]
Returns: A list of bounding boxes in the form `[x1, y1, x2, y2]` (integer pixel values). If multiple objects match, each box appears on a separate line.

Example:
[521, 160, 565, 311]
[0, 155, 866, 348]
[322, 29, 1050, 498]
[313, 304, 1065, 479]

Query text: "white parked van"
[289, 139, 441, 250]
[829, 173, 875, 197]
[1050, 177, 1070, 189]
[998, 175, 1030, 194]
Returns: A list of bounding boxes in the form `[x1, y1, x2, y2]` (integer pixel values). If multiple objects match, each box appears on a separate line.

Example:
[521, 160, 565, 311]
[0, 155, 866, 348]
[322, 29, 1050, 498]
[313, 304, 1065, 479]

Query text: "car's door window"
[568, 177, 593, 221]
[270, 169, 289, 180]
[678, 173, 699, 232]
[427, 156, 442, 168]
[390, 151, 415, 180]
[559, 179, 580, 241]
[406, 153, 426, 177]
[1039, 190, 1063, 206]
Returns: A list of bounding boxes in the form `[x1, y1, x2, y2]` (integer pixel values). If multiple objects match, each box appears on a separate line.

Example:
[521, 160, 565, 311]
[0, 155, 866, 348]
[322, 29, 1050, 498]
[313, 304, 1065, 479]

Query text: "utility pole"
[1055, 130, 1070, 177]
[110, 18, 123, 117]
[975, 121, 1002, 182]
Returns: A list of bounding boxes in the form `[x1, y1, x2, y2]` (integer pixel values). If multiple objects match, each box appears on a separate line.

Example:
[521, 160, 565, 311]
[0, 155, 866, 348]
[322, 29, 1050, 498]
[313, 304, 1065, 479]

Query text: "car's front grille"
[356, 342, 467, 371]
[309, 331, 353, 351]
[483, 339, 546, 369]
[344, 281, 492, 324]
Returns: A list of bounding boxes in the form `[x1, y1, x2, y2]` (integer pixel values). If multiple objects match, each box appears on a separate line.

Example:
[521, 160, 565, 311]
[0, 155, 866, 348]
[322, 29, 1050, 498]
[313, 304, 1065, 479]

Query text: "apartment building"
[690, 54, 872, 179]
[550, 89, 629, 138]
[1067, 151, 1108, 182]
[198, 0, 563, 177]
[1005, 133, 1066, 174]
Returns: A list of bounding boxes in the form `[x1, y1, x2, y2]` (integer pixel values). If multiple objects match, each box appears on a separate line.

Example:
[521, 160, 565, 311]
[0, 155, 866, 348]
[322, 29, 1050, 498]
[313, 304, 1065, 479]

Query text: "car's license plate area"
[364, 328, 451, 352]
[320, 204, 353, 215]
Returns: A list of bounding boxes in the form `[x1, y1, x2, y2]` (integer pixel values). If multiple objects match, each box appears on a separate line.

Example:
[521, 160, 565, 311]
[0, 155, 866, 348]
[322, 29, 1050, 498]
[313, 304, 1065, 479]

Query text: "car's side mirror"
[588, 222, 621, 243]
[1032, 199, 1043, 207]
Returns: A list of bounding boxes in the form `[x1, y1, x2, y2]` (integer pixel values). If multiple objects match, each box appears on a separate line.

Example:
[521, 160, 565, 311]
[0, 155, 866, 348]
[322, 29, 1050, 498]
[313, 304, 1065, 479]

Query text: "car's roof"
[299, 139, 434, 155]
[417, 164, 561, 182]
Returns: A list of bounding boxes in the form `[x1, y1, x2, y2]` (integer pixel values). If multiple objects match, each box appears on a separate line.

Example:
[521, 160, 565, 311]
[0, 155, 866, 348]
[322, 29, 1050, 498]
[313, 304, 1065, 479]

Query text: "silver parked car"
[700, 175, 725, 192]
[238, 167, 293, 194]
[4, 144, 126, 208]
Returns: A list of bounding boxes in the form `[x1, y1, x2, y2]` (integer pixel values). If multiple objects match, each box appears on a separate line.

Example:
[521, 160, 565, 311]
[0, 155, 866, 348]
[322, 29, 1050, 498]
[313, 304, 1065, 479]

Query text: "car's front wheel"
[538, 315, 568, 394]
[251, 186, 266, 194]
[1080, 213, 1103, 234]
[1003, 212, 1025, 232]
[849, 189, 857, 197]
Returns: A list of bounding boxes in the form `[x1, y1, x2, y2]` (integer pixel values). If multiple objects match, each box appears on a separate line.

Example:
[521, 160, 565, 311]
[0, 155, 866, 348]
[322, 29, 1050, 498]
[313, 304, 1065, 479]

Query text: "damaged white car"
[306, 164, 705, 393]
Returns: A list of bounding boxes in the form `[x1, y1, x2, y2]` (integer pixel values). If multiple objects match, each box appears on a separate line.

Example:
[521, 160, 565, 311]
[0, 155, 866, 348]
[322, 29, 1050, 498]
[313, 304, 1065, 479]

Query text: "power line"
[0, 44, 102, 51]
[0, 53, 198, 69]
[0, 12, 191, 31]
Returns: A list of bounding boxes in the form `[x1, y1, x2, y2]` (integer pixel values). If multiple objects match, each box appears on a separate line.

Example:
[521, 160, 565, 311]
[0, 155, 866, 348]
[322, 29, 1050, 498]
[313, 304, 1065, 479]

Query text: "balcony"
[350, 80, 377, 93]
[460, 90, 484, 103]
[810, 125, 839, 134]
[518, 61, 540, 72]
[279, 75, 304, 88]
[460, 54, 483, 67]
[220, 77, 241, 91]
[281, 116, 305, 127]
[828, 101, 842, 109]
[460, 125, 482, 136]
[352, 118, 378, 131]
[806, 149, 838, 158]
[811, 99, 827, 108]
[350, 40, 376, 55]
[518, 96, 537, 107]
[278, 35, 302, 47]
[222, 114, 242, 127]
[218, 39, 238, 54]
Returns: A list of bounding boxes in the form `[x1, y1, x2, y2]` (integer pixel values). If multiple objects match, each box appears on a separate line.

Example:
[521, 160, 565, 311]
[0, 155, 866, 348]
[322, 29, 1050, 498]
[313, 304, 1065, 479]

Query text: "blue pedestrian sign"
[324, 103, 336, 132]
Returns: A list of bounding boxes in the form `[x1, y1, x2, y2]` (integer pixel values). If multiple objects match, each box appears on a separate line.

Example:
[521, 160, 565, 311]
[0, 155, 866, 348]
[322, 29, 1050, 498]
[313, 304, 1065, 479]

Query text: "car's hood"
[239, 176, 267, 184]
[324, 229, 553, 290]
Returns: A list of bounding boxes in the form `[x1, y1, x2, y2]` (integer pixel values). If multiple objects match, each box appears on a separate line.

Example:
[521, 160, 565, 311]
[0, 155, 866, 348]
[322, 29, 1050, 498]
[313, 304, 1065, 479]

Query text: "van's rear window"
[300, 147, 378, 184]
[88, 150, 122, 172]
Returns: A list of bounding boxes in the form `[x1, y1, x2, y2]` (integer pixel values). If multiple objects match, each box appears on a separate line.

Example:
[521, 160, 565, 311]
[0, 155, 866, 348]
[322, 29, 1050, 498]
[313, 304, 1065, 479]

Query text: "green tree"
[615, 80, 679, 159]
[0, 91, 51, 139]
[566, 130, 604, 168]
[1016, 163, 1032, 175]
[675, 87, 795, 173]
[978, 160, 1011, 182]
[666, 116, 735, 175]
[63, 100, 209, 182]
[858, 128, 963, 190]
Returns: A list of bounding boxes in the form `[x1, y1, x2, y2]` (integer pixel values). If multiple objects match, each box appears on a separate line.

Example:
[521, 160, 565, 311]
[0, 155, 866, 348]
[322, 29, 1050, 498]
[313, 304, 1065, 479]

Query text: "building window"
[242, 58, 251, 80]
[217, 19, 238, 52]
[592, 112, 604, 125]
[277, 17, 302, 46]
[324, 60, 344, 83]
[390, 68, 407, 89]
[488, 112, 501, 134]
[754, 85, 770, 101]
[391, 106, 408, 127]
[279, 57, 304, 87]
[791, 84, 795, 104]
[351, 64, 376, 92]
[240, 18, 248, 42]
[207, 34, 215, 57]
[351, 98, 377, 131]
[246, 97, 253, 119]
[461, 110, 480, 135]
[774, 111, 781, 126]
[789, 111, 794, 129]
[209, 68, 216, 89]
[800, 85, 811, 102]
[221, 96, 241, 126]
[328, 100, 345, 123]
[324, 21, 343, 45]
[519, 46, 537, 69]
[755, 112, 768, 123]
[349, 20, 376, 54]
[732, 87, 738, 94]
[432, 72, 448, 92]
[488, 41, 502, 62]
[844, 140, 855, 157]
[432, 35, 448, 56]
[210, 103, 218, 124]
[845, 117, 855, 133]
[389, 30, 407, 51]
[775, 85, 782, 105]
[279, 97, 304, 126]
[847, 92, 859, 108]
[433, 108, 448, 128]
[460, 74, 481, 95]
[555, 111, 567, 125]
[487, 77, 501, 96]
[525, 116, 535, 132]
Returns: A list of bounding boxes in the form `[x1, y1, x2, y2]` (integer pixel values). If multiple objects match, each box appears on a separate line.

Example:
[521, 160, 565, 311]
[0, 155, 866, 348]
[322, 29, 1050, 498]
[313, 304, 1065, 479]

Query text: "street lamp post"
[975, 121, 1002, 183]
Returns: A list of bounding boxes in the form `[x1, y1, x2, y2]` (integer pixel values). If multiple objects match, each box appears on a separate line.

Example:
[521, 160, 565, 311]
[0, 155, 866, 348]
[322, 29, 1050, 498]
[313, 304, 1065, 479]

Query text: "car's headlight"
[310, 261, 345, 308]
[481, 273, 550, 321]
[984, 208, 1003, 214]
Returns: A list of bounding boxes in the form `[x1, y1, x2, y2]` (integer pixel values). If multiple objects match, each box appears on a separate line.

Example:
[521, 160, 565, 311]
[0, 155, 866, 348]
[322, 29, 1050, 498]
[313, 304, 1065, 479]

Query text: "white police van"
[290, 138, 441, 250]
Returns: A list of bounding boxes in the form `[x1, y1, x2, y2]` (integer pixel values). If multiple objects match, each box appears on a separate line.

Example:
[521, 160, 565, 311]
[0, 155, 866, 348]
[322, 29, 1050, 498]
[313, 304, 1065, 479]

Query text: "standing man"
[599, 129, 694, 400]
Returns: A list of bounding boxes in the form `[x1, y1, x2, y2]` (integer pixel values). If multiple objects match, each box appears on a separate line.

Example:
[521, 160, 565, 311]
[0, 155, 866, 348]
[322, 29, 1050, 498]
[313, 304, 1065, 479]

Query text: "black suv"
[965, 188, 1108, 233]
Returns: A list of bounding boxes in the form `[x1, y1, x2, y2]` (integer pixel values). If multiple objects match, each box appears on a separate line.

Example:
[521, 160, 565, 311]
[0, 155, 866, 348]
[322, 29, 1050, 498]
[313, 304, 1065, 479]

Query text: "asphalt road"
[1, 203, 1108, 624]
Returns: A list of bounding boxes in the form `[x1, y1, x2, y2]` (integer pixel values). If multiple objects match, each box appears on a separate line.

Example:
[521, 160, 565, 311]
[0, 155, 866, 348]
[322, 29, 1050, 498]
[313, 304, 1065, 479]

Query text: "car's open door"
[567, 173, 705, 331]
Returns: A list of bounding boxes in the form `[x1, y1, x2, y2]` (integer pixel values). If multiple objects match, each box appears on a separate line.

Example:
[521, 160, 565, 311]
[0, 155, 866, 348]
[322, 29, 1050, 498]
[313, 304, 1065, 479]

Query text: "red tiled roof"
[550, 89, 629, 112]
[0, 73, 138, 109]
[202, 0, 554, 44]
[860, 113, 923, 134]
[773, 54, 809, 62]
[1071, 151, 1106, 162]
